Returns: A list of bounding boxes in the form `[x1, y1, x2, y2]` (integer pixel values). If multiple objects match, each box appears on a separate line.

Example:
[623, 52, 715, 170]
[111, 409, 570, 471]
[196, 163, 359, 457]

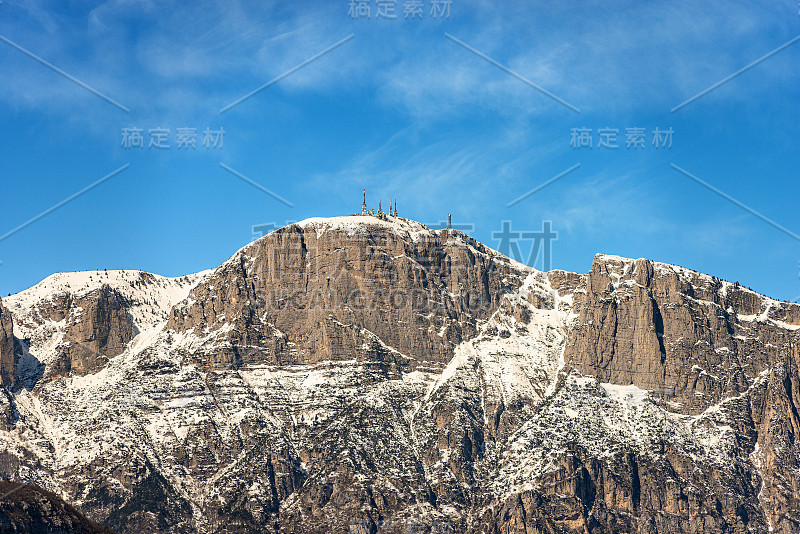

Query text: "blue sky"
[0, 0, 799, 301]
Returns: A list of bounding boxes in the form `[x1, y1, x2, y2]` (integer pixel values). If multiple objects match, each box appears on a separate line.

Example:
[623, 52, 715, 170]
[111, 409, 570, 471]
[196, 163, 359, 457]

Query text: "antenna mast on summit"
[361, 189, 367, 216]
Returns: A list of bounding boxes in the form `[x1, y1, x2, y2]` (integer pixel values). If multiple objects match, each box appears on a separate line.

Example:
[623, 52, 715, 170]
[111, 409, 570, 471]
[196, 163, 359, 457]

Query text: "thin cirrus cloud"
[0, 1, 340, 111]
[309, 123, 563, 219]
[3, 0, 793, 124]
[374, 0, 796, 119]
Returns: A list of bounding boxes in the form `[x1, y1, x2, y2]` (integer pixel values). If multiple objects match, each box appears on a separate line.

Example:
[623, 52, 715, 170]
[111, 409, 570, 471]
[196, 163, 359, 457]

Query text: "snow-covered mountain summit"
[4, 269, 211, 387]
[7, 269, 211, 333]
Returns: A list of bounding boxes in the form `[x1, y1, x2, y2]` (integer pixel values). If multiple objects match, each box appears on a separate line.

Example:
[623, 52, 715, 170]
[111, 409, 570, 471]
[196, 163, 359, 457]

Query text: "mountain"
[0, 215, 798, 533]
[0, 481, 114, 533]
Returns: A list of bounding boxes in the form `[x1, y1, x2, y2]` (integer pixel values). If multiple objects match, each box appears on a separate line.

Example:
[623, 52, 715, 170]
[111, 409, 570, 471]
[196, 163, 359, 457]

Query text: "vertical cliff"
[566, 254, 799, 414]
[0, 297, 15, 387]
[167, 217, 527, 369]
[49, 284, 135, 377]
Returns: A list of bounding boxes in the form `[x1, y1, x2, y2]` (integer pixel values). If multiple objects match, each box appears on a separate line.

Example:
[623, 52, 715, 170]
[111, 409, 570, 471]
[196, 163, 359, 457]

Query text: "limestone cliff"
[0, 298, 15, 387]
[565, 254, 799, 413]
[48, 284, 135, 378]
[168, 217, 526, 369]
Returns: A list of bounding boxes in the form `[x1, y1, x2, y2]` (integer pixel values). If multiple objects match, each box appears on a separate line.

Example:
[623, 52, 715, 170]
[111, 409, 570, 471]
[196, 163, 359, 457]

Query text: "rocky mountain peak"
[0, 481, 113, 533]
[167, 215, 529, 369]
[0, 217, 798, 532]
[568, 253, 800, 415]
[5, 269, 210, 386]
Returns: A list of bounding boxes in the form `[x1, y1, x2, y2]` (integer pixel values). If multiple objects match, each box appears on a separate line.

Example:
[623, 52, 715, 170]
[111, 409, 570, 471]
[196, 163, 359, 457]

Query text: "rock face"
[167, 217, 524, 369]
[0, 298, 14, 387]
[0, 481, 114, 533]
[0, 217, 798, 534]
[565, 255, 798, 413]
[47, 284, 135, 378]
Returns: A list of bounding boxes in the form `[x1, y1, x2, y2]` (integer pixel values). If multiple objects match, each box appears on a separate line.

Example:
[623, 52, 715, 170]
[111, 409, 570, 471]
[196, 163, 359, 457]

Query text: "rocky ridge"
[0, 216, 796, 533]
[0, 480, 114, 533]
[0, 298, 15, 387]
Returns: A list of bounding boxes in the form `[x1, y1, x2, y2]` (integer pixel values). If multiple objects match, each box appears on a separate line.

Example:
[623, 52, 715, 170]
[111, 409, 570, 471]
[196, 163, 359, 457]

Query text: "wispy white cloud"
[373, 0, 798, 119]
[305, 119, 567, 222]
[2, 0, 794, 125]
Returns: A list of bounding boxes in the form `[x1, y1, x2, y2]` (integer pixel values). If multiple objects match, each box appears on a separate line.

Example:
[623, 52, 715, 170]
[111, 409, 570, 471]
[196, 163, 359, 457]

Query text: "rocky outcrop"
[48, 285, 134, 378]
[0, 481, 114, 533]
[749, 342, 800, 534]
[565, 254, 800, 413]
[168, 219, 526, 369]
[0, 298, 14, 387]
